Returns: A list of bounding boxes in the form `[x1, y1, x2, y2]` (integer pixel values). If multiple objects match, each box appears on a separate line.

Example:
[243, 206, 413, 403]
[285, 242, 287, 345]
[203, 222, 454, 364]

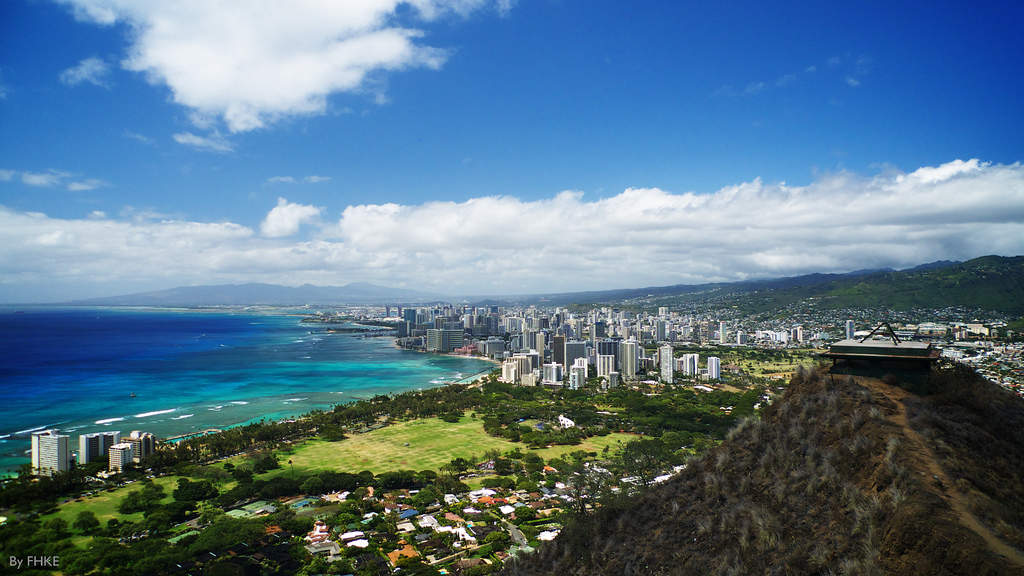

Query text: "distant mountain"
[516, 256, 1024, 314]
[66, 255, 1024, 312]
[506, 367, 1024, 575]
[69, 282, 443, 306]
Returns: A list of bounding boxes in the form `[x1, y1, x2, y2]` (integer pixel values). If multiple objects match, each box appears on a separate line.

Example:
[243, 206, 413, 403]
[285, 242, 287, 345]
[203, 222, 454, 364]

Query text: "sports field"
[262, 416, 636, 476]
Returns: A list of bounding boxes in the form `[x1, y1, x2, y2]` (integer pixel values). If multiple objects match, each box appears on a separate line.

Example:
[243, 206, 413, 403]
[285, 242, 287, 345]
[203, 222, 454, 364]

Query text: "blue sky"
[1, 0, 1023, 300]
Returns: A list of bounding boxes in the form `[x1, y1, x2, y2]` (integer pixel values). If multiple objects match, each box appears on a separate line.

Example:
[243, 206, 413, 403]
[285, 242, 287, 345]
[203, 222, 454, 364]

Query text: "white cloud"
[173, 131, 233, 153]
[775, 74, 795, 87]
[1, 159, 1023, 301]
[496, 0, 515, 17]
[267, 176, 297, 184]
[67, 178, 107, 191]
[21, 170, 71, 187]
[14, 169, 107, 190]
[845, 76, 861, 87]
[304, 175, 332, 183]
[123, 130, 155, 145]
[60, 0, 508, 132]
[59, 56, 111, 88]
[260, 197, 323, 237]
[744, 81, 766, 95]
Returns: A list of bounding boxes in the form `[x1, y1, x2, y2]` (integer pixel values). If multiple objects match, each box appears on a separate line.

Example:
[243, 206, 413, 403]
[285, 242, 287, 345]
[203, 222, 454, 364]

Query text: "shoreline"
[390, 336, 503, 366]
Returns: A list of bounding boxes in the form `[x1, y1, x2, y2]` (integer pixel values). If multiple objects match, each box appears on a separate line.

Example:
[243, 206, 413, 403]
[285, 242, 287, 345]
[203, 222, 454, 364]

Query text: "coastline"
[0, 308, 495, 476]
[390, 336, 502, 365]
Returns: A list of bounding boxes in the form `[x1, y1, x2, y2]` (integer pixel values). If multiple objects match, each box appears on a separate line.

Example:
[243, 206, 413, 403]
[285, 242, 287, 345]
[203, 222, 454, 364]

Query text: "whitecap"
[13, 424, 52, 435]
[0, 434, 10, 440]
[95, 417, 125, 425]
[134, 408, 177, 418]
[171, 414, 194, 420]
[208, 405, 224, 411]
[230, 401, 249, 405]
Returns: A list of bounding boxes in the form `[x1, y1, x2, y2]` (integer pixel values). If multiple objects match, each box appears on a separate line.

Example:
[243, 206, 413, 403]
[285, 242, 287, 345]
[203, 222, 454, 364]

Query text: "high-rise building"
[680, 353, 700, 376]
[534, 332, 546, 356]
[31, 430, 70, 476]
[707, 356, 721, 380]
[125, 431, 156, 463]
[500, 360, 519, 384]
[792, 326, 804, 343]
[572, 357, 588, 378]
[564, 340, 587, 371]
[845, 320, 855, 340]
[597, 339, 619, 368]
[658, 306, 668, 318]
[568, 366, 586, 390]
[552, 335, 566, 366]
[719, 321, 727, 343]
[619, 340, 639, 380]
[596, 354, 615, 378]
[403, 308, 418, 324]
[659, 344, 674, 383]
[108, 442, 135, 473]
[426, 328, 464, 352]
[542, 363, 563, 384]
[79, 431, 120, 465]
[656, 320, 667, 342]
[608, 371, 621, 388]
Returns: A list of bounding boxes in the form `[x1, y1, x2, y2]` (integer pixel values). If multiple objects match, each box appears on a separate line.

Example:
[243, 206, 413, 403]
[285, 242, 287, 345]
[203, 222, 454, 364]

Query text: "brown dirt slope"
[505, 365, 1024, 576]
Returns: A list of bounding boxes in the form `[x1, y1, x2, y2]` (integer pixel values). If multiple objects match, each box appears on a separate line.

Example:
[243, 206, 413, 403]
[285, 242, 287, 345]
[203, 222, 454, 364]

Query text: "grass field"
[260, 417, 637, 477]
[41, 475, 181, 529]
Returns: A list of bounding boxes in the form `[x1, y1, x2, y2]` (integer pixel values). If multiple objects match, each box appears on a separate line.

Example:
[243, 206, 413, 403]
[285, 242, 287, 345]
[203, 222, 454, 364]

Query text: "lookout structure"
[825, 322, 940, 371]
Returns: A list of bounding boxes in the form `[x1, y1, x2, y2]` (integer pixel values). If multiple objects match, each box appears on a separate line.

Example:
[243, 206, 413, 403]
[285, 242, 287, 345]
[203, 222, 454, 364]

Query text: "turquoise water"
[0, 307, 495, 475]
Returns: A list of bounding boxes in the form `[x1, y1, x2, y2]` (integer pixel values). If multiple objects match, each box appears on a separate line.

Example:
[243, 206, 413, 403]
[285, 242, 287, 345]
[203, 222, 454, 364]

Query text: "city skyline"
[2, 1, 1024, 301]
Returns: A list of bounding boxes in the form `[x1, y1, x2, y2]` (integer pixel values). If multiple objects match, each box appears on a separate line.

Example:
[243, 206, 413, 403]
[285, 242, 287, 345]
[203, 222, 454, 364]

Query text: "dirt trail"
[865, 377, 1024, 567]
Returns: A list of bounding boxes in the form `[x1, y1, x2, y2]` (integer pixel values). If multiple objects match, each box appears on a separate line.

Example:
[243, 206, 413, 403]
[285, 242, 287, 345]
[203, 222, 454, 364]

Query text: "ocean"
[0, 307, 495, 476]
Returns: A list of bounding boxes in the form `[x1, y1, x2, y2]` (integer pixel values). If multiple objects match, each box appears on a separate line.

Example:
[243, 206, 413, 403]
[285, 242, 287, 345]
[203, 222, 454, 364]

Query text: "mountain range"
[66, 255, 1024, 315]
[69, 282, 442, 306]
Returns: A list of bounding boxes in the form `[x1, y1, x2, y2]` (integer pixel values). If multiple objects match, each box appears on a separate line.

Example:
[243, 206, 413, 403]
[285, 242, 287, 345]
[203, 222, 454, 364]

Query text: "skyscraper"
[846, 320, 855, 340]
[619, 340, 639, 380]
[597, 339, 619, 369]
[656, 320, 667, 342]
[552, 334, 566, 366]
[542, 362, 563, 384]
[108, 442, 135, 473]
[125, 431, 156, 463]
[707, 356, 721, 380]
[426, 328, 464, 352]
[569, 365, 586, 390]
[659, 344, 674, 383]
[719, 321, 727, 343]
[31, 430, 70, 476]
[79, 431, 120, 465]
[564, 340, 587, 371]
[680, 353, 700, 376]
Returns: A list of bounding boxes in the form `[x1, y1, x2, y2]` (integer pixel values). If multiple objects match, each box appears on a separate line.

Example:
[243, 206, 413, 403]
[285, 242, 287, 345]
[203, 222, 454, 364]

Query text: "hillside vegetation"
[547, 255, 1024, 315]
[507, 365, 1024, 575]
